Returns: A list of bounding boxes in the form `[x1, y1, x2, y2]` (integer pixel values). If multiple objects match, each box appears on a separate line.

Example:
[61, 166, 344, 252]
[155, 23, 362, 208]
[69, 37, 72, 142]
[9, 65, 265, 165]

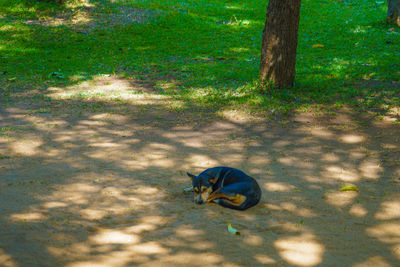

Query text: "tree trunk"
[259, 0, 301, 88]
[388, 0, 400, 26]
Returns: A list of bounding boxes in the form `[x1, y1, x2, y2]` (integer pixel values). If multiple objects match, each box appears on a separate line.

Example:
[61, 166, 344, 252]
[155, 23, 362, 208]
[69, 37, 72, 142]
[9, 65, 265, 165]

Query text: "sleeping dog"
[187, 166, 261, 210]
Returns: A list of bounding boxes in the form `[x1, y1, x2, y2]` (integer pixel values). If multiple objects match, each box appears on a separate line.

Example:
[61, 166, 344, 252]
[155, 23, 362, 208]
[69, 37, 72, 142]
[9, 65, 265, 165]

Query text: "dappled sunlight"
[254, 254, 276, 264]
[10, 139, 42, 156]
[309, 127, 334, 139]
[339, 134, 365, 144]
[367, 222, 400, 244]
[375, 200, 400, 220]
[22, 1, 161, 34]
[280, 202, 316, 218]
[263, 182, 295, 192]
[324, 165, 360, 182]
[320, 152, 340, 163]
[1, 73, 399, 266]
[0, 0, 398, 265]
[324, 191, 358, 207]
[275, 234, 325, 266]
[90, 229, 140, 244]
[10, 212, 48, 222]
[187, 154, 220, 168]
[349, 203, 368, 217]
[0, 248, 18, 267]
[359, 158, 382, 180]
[48, 75, 171, 105]
[392, 244, 400, 260]
[243, 234, 263, 246]
[352, 256, 393, 267]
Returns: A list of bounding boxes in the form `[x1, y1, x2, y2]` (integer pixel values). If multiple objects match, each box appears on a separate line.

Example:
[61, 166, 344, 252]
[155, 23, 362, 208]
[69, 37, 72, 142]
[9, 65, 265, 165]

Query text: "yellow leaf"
[312, 44, 325, 48]
[339, 185, 359, 192]
[227, 221, 240, 235]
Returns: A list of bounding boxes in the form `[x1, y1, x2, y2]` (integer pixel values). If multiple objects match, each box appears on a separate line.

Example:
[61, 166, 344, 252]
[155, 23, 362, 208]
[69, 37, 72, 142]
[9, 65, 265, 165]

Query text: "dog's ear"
[187, 172, 196, 181]
[209, 177, 218, 184]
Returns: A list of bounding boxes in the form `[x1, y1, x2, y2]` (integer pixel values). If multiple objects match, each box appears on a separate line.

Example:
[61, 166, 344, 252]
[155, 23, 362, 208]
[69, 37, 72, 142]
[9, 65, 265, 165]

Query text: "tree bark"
[259, 0, 301, 88]
[388, 0, 400, 26]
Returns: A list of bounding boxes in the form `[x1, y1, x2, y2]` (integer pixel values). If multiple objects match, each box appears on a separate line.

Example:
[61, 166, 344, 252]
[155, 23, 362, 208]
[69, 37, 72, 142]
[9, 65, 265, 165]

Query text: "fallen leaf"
[312, 44, 325, 48]
[339, 185, 359, 192]
[227, 221, 240, 235]
[183, 186, 193, 192]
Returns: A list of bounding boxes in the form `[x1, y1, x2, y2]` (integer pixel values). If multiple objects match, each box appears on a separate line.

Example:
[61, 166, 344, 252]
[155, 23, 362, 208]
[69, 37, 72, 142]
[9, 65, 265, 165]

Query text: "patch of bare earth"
[1, 76, 400, 267]
[24, 1, 162, 33]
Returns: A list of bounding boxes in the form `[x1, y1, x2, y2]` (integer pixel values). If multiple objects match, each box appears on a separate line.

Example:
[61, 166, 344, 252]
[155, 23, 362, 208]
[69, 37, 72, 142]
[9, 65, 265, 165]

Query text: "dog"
[187, 166, 261, 210]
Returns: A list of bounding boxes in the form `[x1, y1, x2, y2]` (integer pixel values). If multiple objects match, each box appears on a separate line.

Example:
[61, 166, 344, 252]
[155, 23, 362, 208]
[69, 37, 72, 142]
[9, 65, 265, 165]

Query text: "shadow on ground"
[1, 75, 399, 267]
[1, 1, 399, 266]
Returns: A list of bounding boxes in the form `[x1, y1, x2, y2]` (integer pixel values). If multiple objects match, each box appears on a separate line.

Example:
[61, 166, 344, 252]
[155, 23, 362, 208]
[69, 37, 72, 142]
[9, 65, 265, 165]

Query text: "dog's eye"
[200, 186, 207, 192]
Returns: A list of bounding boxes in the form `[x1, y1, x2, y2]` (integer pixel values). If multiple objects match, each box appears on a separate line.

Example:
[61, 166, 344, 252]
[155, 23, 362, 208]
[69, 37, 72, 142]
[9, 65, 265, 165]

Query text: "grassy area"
[0, 0, 399, 115]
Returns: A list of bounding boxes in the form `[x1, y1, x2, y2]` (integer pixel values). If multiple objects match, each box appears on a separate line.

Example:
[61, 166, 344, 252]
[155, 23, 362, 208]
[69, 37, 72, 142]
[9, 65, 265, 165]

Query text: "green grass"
[0, 0, 399, 115]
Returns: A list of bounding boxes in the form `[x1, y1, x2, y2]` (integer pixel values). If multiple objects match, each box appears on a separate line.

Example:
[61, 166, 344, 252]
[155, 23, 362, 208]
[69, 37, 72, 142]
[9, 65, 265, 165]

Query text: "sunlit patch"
[187, 154, 219, 167]
[275, 234, 324, 266]
[10, 212, 48, 222]
[80, 208, 108, 220]
[0, 248, 18, 267]
[349, 203, 368, 217]
[359, 159, 382, 179]
[254, 254, 276, 264]
[126, 223, 156, 234]
[129, 241, 168, 254]
[321, 153, 340, 162]
[324, 191, 358, 207]
[310, 127, 334, 139]
[340, 134, 365, 144]
[191, 241, 215, 250]
[375, 201, 400, 220]
[352, 256, 392, 267]
[133, 186, 159, 195]
[264, 203, 282, 210]
[175, 225, 205, 238]
[392, 244, 400, 260]
[11, 139, 42, 156]
[90, 142, 126, 148]
[280, 202, 316, 217]
[264, 182, 295, 192]
[367, 222, 400, 243]
[48, 75, 170, 105]
[324, 166, 359, 182]
[90, 229, 139, 244]
[43, 201, 68, 209]
[230, 47, 250, 53]
[162, 252, 224, 265]
[278, 156, 297, 165]
[244, 235, 263, 246]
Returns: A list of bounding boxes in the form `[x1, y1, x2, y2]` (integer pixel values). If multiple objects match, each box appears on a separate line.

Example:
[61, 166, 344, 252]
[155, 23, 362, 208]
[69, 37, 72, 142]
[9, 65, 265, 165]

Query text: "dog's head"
[187, 172, 218, 204]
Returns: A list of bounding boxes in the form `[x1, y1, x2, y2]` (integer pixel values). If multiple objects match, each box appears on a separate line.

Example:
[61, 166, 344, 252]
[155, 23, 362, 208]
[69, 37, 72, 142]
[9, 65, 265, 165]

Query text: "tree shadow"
[1, 75, 400, 266]
[1, 0, 399, 266]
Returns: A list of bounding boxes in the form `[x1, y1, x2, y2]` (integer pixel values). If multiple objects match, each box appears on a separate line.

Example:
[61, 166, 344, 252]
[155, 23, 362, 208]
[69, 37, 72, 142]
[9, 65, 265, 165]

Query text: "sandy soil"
[0, 76, 400, 267]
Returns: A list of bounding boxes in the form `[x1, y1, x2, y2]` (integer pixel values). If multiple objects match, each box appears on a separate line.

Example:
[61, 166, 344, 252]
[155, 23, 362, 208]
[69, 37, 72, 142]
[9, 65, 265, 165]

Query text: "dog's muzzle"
[194, 195, 206, 204]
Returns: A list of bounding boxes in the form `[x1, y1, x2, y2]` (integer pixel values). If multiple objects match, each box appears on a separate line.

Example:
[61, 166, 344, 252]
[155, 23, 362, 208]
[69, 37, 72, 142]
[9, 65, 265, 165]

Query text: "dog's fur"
[187, 166, 261, 210]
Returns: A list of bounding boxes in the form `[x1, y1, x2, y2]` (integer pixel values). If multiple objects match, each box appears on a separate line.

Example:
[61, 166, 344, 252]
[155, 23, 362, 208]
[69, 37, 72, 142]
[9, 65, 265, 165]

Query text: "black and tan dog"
[187, 166, 261, 210]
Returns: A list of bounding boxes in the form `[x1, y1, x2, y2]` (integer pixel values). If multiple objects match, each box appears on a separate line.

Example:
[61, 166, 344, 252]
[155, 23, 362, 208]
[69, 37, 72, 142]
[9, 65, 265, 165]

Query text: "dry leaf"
[227, 221, 240, 235]
[339, 185, 359, 192]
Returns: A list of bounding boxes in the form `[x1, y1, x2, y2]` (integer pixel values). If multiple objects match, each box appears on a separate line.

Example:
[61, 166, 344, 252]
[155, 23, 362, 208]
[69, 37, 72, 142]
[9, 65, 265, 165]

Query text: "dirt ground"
[1, 76, 400, 267]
